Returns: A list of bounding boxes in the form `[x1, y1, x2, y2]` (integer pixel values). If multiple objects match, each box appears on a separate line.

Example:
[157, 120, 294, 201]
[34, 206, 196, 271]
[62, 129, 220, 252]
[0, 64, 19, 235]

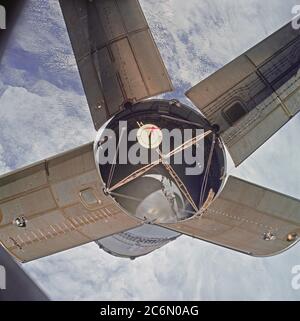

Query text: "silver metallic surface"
[1, 2, 300, 263]
[59, 0, 173, 130]
[0, 143, 141, 262]
[94, 100, 226, 225]
[160, 176, 300, 256]
[186, 21, 300, 166]
[96, 224, 179, 259]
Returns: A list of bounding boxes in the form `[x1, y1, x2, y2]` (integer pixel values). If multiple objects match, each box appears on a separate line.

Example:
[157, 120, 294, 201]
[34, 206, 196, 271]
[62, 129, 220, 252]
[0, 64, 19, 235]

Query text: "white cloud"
[0, 84, 94, 169]
[141, 0, 298, 88]
[24, 236, 300, 300]
[0, 144, 10, 173]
